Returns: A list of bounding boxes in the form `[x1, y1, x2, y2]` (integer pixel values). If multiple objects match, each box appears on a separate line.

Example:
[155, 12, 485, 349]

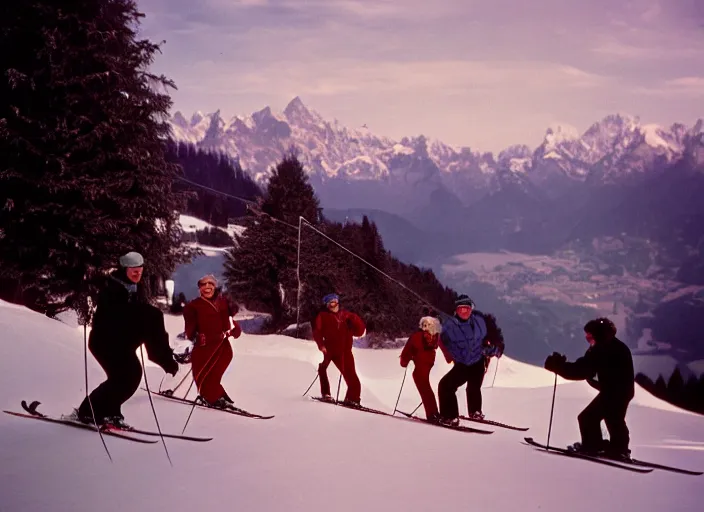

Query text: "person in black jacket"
[67, 252, 179, 428]
[544, 317, 635, 459]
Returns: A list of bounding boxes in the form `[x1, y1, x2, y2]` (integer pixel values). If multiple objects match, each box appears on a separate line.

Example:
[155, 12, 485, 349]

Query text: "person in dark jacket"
[437, 295, 504, 426]
[544, 317, 635, 459]
[67, 252, 179, 427]
[312, 293, 366, 407]
[400, 316, 442, 422]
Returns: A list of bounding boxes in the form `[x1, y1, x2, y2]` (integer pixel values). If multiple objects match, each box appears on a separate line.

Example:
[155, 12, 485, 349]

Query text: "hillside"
[1, 300, 703, 511]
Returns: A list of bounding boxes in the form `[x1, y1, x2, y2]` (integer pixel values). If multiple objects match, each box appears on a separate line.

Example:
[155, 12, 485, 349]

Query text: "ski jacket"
[183, 290, 241, 347]
[400, 330, 438, 370]
[89, 270, 175, 373]
[554, 337, 634, 400]
[440, 311, 503, 366]
[89, 270, 149, 352]
[312, 309, 365, 356]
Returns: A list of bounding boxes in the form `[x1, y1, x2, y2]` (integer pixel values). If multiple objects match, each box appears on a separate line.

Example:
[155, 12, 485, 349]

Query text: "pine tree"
[224, 152, 320, 328]
[0, 1, 191, 314]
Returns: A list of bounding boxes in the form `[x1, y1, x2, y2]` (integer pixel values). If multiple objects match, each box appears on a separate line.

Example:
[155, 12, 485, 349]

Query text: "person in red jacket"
[313, 293, 366, 407]
[400, 315, 442, 422]
[182, 274, 241, 409]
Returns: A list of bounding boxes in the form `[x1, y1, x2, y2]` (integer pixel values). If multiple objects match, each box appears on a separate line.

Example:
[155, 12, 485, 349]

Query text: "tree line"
[223, 153, 458, 343]
[636, 369, 704, 416]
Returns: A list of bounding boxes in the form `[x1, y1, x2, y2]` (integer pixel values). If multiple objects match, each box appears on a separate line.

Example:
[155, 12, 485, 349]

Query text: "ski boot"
[440, 416, 460, 427]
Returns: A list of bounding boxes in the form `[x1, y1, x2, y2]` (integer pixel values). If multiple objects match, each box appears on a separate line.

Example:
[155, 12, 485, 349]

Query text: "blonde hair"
[419, 316, 441, 336]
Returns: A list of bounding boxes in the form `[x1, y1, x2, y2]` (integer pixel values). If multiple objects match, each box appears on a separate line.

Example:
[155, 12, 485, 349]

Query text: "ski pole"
[302, 372, 319, 397]
[546, 372, 557, 450]
[139, 344, 173, 467]
[335, 373, 342, 402]
[392, 366, 408, 415]
[82, 322, 112, 462]
[491, 358, 500, 388]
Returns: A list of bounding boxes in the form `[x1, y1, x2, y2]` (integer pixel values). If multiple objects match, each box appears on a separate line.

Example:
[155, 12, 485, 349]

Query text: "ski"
[460, 414, 529, 431]
[523, 437, 653, 473]
[110, 425, 212, 442]
[614, 456, 702, 476]
[395, 410, 494, 434]
[311, 396, 392, 417]
[142, 388, 274, 420]
[3, 402, 157, 444]
[21, 400, 212, 442]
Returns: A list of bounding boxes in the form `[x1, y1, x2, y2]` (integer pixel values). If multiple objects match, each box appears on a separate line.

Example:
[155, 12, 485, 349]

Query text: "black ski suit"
[546, 337, 635, 454]
[77, 270, 177, 422]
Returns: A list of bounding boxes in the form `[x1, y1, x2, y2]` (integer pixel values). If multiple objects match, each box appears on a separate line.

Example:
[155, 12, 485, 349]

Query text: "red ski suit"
[183, 294, 241, 403]
[400, 330, 440, 419]
[312, 309, 366, 402]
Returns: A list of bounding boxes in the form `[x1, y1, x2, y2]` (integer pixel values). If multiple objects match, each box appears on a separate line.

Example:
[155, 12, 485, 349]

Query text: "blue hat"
[119, 251, 144, 268]
[455, 294, 475, 308]
[322, 293, 339, 305]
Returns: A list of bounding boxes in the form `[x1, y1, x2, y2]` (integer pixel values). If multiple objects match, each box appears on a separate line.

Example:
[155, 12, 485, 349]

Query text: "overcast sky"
[138, 0, 704, 153]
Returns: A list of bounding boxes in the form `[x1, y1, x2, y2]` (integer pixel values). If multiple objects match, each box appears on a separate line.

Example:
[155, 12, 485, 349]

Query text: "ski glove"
[544, 352, 567, 373]
[174, 346, 192, 364]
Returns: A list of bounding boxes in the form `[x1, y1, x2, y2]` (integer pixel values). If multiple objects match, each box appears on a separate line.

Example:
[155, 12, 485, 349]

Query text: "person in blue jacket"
[437, 295, 504, 426]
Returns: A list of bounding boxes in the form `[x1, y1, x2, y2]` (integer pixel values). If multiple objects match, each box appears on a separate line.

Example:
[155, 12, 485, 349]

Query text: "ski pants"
[413, 364, 439, 419]
[578, 392, 632, 453]
[191, 339, 233, 404]
[318, 349, 361, 402]
[77, 346, 142, 421]
[438, 358, 486, 419]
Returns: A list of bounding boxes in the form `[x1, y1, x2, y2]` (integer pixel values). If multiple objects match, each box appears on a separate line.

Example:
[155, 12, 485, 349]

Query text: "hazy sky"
[138, 0, 704, 153]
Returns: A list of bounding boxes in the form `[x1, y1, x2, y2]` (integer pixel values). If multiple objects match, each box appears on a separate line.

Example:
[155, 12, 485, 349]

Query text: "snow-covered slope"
[1, 300, 703, 511]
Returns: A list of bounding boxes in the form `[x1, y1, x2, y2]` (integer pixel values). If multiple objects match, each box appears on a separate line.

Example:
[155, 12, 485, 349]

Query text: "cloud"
[174, 59, 609, 98]
[136, 0, 704, 152]
[591, 37, 703, 60]
[635, 77, 704, 97]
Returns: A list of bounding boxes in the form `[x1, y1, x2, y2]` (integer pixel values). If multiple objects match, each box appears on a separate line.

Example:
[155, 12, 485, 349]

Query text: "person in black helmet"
[544, 317, 635, 459]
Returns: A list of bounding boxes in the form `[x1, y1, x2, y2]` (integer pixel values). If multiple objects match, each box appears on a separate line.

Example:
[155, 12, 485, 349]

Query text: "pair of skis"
[523, 437, 702, 476]
[143, 388, 274, 420]
[310, 396, 526, 435]
[3, 400, 212, 444]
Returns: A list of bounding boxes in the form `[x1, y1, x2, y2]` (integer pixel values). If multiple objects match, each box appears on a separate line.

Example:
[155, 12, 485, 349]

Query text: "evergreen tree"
[224, 152, 320, 328]
[167, 140, 262, 226]
[0, 0, 191, 314]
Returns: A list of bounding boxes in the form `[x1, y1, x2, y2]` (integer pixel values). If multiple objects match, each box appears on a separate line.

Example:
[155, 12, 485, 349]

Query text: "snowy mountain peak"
[167, 99, 698, 202]
[544, 123, 580, 147]
[172, 111, 188, 129]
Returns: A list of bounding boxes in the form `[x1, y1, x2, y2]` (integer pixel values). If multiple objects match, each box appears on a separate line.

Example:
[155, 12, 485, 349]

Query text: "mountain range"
[169, 98, 704, 374]
[169, 97, 704, 260]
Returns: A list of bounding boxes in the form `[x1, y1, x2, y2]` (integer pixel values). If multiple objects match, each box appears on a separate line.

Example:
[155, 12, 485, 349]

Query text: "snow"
[641, 124, 678, 151]
[179, 214, 244, 240]
[544, 123, 581, 152]
[178, 214, 212, 233]
[392, 143, 414, 155]
[1, 299, 703, 512]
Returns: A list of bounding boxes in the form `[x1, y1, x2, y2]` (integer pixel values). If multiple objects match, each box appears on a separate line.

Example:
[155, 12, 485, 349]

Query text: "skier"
[399, 315, 442, 422]
[182, 274, 241, 409]
[67, 251, 179, 427]
[437, 295, 504, 426]
[312, 293, 366, 406]
[544, 317, 635, 459]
